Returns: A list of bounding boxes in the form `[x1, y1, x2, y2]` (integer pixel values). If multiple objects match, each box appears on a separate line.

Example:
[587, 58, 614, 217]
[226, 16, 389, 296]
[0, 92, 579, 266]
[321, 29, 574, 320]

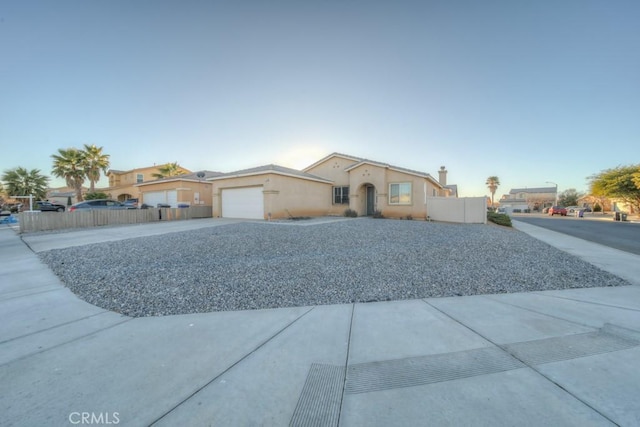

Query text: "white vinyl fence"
[19, 206, 213, 233]
[426, 197, 487, 224]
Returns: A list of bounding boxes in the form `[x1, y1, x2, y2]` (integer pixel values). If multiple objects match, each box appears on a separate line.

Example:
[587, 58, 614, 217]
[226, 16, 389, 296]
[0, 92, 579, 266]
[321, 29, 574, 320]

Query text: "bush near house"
[344, 209, 358, 217]
[487, 212, 512, 227]
[84, 192, 109, 200]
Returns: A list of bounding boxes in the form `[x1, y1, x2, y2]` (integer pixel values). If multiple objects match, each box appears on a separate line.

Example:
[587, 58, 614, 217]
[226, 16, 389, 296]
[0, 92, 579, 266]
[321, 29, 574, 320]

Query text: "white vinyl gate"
[221, 187, 264, 219]
[143, 190, 178, 208]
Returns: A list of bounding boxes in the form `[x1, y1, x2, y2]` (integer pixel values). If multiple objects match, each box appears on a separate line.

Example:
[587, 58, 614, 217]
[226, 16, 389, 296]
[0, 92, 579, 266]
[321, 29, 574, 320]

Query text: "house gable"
[302, 153, 360, 185]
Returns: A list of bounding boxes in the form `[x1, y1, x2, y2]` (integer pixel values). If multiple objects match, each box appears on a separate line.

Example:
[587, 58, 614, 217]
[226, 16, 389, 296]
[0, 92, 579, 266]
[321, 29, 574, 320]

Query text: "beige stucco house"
[135, 170, 221, 207]
[105, 165, 191, 202]
[499, 187, 557, 213]
[210, 153, 453, 220]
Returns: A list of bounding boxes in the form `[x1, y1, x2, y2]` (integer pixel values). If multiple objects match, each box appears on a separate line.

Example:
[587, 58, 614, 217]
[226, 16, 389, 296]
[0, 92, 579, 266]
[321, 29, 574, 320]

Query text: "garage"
[221, 186, 264, 219]
[143, 190, 178, 208]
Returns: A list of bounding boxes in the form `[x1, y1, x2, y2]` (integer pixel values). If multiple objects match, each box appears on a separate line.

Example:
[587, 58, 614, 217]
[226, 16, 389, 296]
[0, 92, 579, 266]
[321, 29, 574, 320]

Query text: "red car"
[548, 206, 567, 216]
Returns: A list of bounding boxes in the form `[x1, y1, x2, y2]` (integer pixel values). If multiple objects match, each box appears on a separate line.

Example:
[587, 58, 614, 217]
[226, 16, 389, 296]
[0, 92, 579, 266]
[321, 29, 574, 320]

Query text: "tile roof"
[135, 170, 223, 186]
[509, 187, 557, 194]
[208, 164, 333, 183]
[320, 152, 442, 187]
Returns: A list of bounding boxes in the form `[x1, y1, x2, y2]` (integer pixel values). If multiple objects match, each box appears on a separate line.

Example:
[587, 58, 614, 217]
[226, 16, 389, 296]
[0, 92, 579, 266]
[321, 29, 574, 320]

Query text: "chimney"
[438, 166, 447, 186]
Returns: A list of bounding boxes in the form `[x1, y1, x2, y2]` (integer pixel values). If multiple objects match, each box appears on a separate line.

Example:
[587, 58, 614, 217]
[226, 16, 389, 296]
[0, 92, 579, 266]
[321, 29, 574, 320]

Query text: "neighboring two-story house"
[499, 187, 557, 213]
[106, 165, 191, 203]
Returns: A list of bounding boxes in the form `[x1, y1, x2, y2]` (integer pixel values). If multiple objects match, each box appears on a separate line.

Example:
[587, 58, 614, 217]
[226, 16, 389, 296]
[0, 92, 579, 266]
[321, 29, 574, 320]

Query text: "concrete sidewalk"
[2, 220, 640, 426]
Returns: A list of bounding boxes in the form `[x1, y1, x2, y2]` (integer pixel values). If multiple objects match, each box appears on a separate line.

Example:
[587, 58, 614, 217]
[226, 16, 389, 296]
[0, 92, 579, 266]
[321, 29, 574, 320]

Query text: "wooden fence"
[19, 206, 213, 233]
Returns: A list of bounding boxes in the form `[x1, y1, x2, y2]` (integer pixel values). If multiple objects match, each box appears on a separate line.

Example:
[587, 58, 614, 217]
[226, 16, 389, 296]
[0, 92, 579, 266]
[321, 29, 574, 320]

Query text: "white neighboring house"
[499, 187, 557, 214]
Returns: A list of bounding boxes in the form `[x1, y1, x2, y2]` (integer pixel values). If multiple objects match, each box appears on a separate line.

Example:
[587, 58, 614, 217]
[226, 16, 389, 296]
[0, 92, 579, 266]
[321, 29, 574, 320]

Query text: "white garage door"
[143, 190, 178, 207]
[222, 187, 264, 219]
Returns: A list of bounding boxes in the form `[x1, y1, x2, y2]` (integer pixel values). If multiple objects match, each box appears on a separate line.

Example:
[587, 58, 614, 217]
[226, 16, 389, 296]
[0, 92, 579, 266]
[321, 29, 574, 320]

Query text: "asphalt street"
[513, 215, 640, 255]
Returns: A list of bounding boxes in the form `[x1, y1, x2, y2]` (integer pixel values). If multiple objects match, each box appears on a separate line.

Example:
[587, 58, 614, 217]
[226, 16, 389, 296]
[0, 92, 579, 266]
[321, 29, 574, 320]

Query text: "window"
[389, 183, 412, 205]
[136, 173, 144, 183]
[333, 186, 349, 204]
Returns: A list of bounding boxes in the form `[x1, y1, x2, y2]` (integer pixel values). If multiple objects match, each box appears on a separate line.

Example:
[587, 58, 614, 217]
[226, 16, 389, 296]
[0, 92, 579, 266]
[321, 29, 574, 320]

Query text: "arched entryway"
[366, 185, 376, 216]
[356, 183, 376, 216]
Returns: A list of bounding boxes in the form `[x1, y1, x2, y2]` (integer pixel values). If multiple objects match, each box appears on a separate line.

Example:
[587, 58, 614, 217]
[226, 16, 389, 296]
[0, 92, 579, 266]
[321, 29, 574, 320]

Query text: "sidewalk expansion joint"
[0, 317, 132, 367]
[483, 294, 640, 333]
[291, 321, 640, 399]
[149, 305, 316, 427]
[289, 303, 354, 427]
[0, 286, 64, 302]
[531, 291, 640, 312]
[0, 310, 120, 345]
[422, 299, 635, 425]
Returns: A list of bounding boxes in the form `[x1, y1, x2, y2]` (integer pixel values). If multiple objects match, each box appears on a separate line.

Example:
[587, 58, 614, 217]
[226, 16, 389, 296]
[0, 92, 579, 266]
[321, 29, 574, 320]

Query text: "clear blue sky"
[1, 1, 639, 198]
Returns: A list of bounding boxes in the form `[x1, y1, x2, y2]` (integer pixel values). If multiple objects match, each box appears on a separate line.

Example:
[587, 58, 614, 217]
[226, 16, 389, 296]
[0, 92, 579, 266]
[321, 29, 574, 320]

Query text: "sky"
[1, 0, 639, 198]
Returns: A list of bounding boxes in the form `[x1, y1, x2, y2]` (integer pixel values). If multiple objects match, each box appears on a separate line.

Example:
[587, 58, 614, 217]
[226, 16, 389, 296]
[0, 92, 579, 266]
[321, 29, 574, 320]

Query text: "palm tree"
[1, 167, 49, 203]
[152, 162, 186, 179]
[486, 176, 500, 208]
[83, 144, 110, 192]
[51, 148, 86, 202]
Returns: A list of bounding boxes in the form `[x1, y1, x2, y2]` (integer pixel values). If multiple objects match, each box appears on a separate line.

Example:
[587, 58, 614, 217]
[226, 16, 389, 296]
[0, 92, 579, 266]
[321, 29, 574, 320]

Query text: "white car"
[565, 206, 581, 214]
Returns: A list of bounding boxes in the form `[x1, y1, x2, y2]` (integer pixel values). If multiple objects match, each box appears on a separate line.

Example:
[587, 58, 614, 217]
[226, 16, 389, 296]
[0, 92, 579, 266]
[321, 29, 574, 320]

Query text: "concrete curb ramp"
[1, 220, 640, 426]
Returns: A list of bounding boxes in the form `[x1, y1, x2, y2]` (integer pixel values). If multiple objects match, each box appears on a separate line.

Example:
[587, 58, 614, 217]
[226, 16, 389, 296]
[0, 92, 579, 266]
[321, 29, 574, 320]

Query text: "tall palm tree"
[51, 148, 86, 202]
[486, 176, 500, 208]
[1, 167, 49, 203]
[152, 162, 186, 179]
[82, 144, 110, 192]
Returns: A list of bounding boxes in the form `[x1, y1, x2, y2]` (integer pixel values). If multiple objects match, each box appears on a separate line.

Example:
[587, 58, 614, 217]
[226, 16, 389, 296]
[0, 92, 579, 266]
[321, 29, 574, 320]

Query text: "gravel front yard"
[39, 219, 629, 317]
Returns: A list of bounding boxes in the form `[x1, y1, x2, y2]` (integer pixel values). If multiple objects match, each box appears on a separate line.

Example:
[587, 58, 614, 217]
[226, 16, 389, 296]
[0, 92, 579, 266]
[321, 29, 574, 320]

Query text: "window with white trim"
[136, 173, 144, 183]
[333, 186, 349, 204]
[389, 183, 412, 205]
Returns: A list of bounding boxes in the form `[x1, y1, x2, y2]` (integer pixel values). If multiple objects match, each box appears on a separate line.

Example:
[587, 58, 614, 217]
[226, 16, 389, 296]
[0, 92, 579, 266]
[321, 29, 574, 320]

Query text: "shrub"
[373, 210, 384, 218]
[487, 212, 512, 227]
[406, 214, 413, 220]
[593, 204, 602, 212]
[344, 208, 358, 217]
[84, 192, 109, 200]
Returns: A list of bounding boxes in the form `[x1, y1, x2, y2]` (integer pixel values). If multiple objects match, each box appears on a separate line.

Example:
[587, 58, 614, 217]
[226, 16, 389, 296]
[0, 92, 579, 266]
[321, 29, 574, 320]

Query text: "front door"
[366, 186, 375, 216]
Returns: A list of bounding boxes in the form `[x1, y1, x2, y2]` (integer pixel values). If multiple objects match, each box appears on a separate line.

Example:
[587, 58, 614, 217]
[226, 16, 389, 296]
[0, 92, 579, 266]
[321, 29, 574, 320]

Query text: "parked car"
[34, 201, 66, 212]
[565, 206, 580, 214]
[548, 206, 567, 216]
[122, 198, 139, 208]
[2, 203, 23, 213]
[68, 199, 133, 212]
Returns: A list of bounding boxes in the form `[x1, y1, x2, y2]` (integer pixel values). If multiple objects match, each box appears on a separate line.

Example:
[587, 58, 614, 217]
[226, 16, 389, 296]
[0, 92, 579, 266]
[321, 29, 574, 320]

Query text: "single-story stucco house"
[209, 153, 455, 220]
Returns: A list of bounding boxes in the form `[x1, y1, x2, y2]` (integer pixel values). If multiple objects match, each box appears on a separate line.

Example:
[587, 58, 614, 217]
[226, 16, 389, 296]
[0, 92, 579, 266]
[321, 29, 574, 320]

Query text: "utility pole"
[546, 181, 558, 206]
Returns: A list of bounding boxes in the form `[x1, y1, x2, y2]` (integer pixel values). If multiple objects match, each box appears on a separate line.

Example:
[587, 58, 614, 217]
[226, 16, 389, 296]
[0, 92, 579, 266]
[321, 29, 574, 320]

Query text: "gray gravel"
[39, 219, 629, 317]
